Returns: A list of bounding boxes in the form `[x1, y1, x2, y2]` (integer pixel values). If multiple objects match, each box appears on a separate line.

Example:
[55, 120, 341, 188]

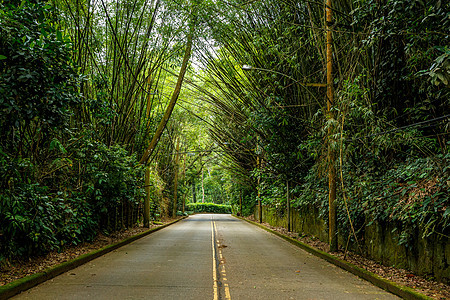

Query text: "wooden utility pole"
[144, 166, 151, 228]
[326, 0, 337, 251]
[287, 180, 290, 232]
[173, 139, 180, 218]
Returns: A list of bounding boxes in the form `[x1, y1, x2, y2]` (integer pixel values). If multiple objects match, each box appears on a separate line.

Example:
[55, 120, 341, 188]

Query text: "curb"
[236, 216, 432, 300]
[0, 216, 188, 300]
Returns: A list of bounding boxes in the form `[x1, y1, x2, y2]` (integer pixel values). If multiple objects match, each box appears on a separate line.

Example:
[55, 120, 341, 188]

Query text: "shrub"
[185, 203, 232, 214]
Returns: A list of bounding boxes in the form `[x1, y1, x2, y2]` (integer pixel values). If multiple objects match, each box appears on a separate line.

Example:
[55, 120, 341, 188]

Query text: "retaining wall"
[254, 205, 449, 283]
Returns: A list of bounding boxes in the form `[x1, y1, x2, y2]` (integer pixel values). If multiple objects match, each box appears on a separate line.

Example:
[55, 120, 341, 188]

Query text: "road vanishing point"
[13, 214, 399, 300]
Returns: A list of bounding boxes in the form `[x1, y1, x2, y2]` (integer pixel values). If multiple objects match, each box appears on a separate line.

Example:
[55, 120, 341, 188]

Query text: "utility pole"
[173, 139, 180, 218]
[326, 0, 337, 251]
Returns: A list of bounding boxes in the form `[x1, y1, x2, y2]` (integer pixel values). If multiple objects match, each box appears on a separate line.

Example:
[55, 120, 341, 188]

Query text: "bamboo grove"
[1, 0, 449, 270]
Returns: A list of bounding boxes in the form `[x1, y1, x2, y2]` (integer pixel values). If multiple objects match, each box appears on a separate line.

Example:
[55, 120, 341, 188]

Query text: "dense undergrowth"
[0, 137, 146, 259]
[294, 152, 449, 249]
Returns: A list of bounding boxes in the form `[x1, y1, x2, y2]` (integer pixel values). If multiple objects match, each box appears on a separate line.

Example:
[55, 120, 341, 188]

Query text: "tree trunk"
[173, 139, 180, 217]
[201, 168, 205, 203]
[139, 15, 195, 165]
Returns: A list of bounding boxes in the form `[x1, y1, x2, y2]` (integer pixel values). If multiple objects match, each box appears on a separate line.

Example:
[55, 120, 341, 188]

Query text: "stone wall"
[254, 205, 450, 283]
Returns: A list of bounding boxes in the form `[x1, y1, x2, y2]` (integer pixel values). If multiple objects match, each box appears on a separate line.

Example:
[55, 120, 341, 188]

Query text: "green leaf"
[0, 55, 6, 60]
[443, 207, 450, 219]
[49, 138, 67, 154]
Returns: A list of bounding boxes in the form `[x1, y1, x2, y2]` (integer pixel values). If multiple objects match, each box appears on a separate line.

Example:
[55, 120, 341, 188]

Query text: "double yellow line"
[211, 220, 231, 300]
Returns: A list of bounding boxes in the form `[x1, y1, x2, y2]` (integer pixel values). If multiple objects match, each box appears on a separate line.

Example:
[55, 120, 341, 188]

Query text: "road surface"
[13, 214, 398, 299]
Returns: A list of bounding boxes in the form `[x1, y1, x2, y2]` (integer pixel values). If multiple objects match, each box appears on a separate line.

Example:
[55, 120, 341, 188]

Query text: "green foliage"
[74, 139, 145, 217]
[0, 181, 97, 258]
[185, 203, 232, 214]
[0, 136, 145, 259]
[351, 153, 449, 247]
[292, 166, 329, 219]
[229, 187, 257, 217]
[144, 166, 165, 221]
[0, 1, 82, 156]
[0, 1, 100, 259]
[294, 152, 449, 249]
[0, 183, 59, 257]
[420, 46, 450, 87]
[196, 167, 229, 204]
[352, 0, 449, 124]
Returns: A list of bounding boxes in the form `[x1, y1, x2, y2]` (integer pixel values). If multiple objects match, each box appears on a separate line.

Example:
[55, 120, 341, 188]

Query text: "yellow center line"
[213, 220, 231, 300]
[211, 220, 219, 300]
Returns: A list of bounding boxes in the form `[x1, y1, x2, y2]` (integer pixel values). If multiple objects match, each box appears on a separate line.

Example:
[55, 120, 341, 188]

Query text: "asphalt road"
[13, 214, 398, 299]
